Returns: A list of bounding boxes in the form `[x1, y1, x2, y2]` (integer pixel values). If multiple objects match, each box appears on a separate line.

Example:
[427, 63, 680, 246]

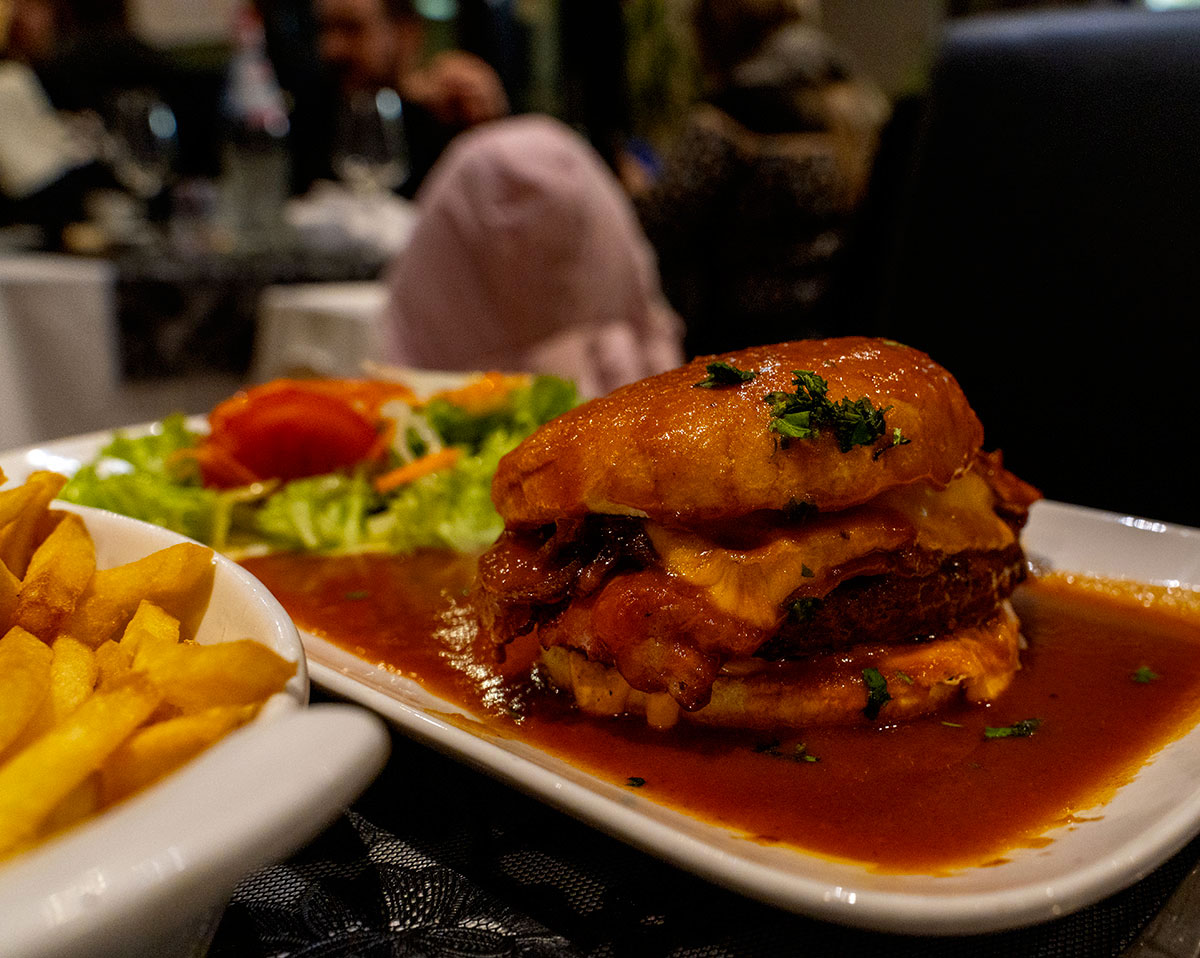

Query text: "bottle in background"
[217, 3, 292, 251]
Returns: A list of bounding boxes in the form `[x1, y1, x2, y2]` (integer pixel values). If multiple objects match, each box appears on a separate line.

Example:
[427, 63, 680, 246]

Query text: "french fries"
[13, 511, 95, 638]
[0, 471, 297, 861]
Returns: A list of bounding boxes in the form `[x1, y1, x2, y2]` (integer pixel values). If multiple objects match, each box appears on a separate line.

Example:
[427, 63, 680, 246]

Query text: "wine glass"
[332, 88, 410, 196]
[107, 88, 178, 202]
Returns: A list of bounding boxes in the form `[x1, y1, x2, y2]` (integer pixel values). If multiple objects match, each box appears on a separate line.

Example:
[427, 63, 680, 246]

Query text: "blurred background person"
[631, 0, 889, 359]
[10, 0, 179, 116]
[383, 113, 684, 399]
[297, 0, 509, 197]
[3, 0, 58, 66]
[0, 54, 106, 241]
[0, 0, 150, 244]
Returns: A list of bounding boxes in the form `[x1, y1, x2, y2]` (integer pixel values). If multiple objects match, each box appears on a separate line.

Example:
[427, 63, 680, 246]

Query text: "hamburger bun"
[492, 337, 984, 525]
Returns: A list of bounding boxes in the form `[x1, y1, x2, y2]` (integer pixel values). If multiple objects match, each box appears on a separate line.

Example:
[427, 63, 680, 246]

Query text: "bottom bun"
[539, 602, 1023, 731]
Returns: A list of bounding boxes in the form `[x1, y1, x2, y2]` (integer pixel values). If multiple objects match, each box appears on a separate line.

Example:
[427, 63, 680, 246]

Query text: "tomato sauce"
[241, 553, 1200, 874]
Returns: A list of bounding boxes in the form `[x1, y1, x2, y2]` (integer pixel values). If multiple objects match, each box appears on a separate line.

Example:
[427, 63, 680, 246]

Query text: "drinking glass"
[332, 88, 409, 195]
[107, 88, 178, 201]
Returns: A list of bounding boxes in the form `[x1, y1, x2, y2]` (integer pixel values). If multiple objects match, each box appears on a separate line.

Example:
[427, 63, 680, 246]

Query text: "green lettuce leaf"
[58, 376, 579, 557]
[424, 375, 577, 450]
[366, 429, 522, 554]
[253, 472, 379, 553]
[59, 414, 219, 543]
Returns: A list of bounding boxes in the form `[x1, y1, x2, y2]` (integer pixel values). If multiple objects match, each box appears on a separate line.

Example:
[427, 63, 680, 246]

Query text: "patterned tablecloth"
[206, 691, 1196, 958]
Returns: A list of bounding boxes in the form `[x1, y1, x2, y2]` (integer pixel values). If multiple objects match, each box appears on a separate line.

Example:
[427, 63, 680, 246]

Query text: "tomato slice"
[200, 385, 385, 487]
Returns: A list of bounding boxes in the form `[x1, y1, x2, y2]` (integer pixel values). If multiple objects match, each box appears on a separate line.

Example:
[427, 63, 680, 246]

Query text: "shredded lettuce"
[59, 376, 578, 556]
[98, 414, 201, 473]
[422, 375, 578, 452]
[59, 414, 219, 543]
[366, 429, 523, 554]
[253, 472, 378, 553]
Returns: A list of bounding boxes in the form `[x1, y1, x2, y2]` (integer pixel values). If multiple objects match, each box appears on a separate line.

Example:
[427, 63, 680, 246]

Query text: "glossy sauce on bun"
[492, 337, 985, 523]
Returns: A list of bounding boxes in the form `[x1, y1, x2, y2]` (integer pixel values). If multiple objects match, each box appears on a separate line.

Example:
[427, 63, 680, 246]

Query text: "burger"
[473, 337, 1041, 730]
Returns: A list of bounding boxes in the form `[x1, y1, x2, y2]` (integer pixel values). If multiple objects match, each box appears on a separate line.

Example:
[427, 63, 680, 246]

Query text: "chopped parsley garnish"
[862, 667, 891, 720]
[1133, 666, 1160, 684]
[754, 739, 819, 763]
[786, 597, 820, 623]
[344, 589, 370, 600]
[800, 564, 814, 578]
[625, 776, 646, 788]
[984, 718, 1042, 739]
[695, 361, 758, 389]
[874, 427, 912, 460]
[764, 370, 896, 453]
[895, 671, 914, 686]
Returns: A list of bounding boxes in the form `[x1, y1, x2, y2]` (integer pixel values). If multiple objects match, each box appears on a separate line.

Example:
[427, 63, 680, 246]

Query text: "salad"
[60, 373, 578, 557]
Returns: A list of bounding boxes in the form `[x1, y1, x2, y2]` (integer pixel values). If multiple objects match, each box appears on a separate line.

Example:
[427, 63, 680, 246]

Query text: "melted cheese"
[646, 471, 1015, 630]
[874, 469, 1016, 554]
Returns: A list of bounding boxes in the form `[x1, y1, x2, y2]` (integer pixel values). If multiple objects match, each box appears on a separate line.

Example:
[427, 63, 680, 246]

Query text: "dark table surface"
[112, 242, 388, 381]
[203, 689, 1197, 958]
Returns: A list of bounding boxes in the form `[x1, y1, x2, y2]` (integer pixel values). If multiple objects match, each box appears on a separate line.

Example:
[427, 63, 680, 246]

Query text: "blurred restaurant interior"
[2, 0, 1198, 525]
[6, 2, 1200, 957]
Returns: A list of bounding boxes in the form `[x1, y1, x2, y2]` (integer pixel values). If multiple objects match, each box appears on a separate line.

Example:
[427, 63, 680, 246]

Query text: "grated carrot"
[373, 448, 461, 493]
[430, 372, 528, 415]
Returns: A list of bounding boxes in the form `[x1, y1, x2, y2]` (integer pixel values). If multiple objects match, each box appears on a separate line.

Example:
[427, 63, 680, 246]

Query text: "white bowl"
[0, 504, 391, 958]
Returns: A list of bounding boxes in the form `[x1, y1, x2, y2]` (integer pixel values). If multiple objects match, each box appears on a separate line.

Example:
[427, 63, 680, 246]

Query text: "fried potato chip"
[0, 480, 42, 532]
[93, 640, 133, 689]
[100, 704, 256, 805]
[0, 471, 300, 863]
[0, 628, 53, 757]
[0, 633, 93, 763]
[0, 472, 67, 580]
[46, 635, 98, 724]
[57, 542, 215, 649]
[138, 639, 296, 713]
[120, 599, 180, 666]
[0, 672, 161, 858]
[0, 631, 93, 759]
[13, 512, 96, 639]
[37, 773, 99, 838]
[0, 562, 18, 635]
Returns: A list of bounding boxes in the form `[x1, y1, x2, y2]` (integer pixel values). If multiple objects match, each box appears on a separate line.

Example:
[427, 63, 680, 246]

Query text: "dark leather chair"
[837, 7, 1200, 527]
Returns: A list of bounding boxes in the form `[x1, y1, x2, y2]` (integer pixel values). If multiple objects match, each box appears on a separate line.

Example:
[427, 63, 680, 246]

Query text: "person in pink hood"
[382, 114, 685, 398]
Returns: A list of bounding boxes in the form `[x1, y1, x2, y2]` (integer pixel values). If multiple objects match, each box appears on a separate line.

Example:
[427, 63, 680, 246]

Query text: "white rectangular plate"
[5, 431, 1200, 936]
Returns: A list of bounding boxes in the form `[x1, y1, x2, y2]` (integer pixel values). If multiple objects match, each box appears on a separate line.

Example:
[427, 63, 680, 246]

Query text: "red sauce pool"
[241, 552, 1200, 873]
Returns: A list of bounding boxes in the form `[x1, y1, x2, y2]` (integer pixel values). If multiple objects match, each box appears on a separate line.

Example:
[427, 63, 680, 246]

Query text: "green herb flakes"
[765, 370, 894, 452]
[786, 597, 820, 623]
[984, 718, 1042, 739]
[695, 361, 758, 389]
[753, 739, 819, 764]
[862, 667, 891, 720]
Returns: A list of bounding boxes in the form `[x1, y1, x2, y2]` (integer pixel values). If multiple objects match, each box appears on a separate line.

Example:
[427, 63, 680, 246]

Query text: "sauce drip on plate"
[241, 553, 1200, 873]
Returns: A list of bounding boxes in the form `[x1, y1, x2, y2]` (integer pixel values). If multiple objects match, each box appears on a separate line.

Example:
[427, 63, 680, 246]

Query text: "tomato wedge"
[196, 381, 394, 487]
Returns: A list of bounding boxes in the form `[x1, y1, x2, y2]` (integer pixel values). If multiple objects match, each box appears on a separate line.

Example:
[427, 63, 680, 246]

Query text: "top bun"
[492, 337, 984, 526]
